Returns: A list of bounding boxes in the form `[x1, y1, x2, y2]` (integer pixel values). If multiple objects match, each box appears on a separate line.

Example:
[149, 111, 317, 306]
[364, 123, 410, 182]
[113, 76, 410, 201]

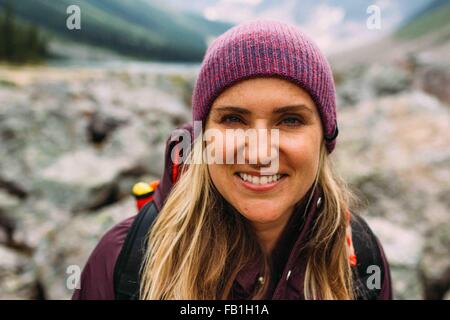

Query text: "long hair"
[140, 135, 358, 299]
[303, 142, 357, 299]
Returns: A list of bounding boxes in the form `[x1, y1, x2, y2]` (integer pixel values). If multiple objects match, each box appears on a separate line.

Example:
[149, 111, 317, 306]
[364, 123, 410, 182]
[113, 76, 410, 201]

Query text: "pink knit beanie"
[192, 19, 339, 153]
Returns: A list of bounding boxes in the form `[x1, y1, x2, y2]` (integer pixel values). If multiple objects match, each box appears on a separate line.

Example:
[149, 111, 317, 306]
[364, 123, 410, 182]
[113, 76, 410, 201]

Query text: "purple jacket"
[72, 124, 392, 300]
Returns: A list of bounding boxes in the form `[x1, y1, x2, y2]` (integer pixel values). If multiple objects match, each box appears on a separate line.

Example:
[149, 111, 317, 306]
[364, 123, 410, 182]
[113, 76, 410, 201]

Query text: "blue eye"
[221, 115, 244, 124]
[281, 116, 302, 126]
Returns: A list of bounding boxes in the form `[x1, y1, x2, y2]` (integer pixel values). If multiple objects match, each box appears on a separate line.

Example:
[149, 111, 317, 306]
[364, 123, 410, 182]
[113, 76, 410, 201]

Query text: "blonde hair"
[140, 136, 357, 300]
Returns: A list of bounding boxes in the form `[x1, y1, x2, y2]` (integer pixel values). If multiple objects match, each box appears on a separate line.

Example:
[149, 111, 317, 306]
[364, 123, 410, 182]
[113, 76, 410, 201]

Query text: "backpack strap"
[113, 201, 158, 300]
[350, 214, 386, 300]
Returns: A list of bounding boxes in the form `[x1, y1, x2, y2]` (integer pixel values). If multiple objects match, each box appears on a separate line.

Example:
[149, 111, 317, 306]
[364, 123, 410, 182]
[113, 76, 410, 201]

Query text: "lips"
[234, 172, 287, 192]
[237, 172, 283, 185]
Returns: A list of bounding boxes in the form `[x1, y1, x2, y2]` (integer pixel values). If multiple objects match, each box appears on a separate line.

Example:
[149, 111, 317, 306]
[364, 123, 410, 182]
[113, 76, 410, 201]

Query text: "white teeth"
[237, 173, 283, 185]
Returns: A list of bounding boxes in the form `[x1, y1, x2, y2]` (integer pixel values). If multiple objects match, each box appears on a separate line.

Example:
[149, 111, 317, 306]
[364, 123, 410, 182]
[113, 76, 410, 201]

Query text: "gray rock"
[0, 245, 37, 299]
[33, 198, 135, 300]
[367, 64, 412, 96]
[0, 64, 194, 299]
[34, 148, 137, 211]
[414, 63, 450, 106]
[390, 266, 423, 300]
[334, 89, 450, 299]
[419, 223, 450, 300]
[0, 191, 21, 214]
[365, 217, 424, 268]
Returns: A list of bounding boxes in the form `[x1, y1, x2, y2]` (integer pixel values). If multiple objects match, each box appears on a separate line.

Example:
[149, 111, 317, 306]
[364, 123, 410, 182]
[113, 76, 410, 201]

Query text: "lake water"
[46, 59, 201, 76]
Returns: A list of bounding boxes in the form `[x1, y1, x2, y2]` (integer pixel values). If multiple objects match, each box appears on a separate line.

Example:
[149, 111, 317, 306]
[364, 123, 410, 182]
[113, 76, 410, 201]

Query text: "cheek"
[204, 128, 235, 165]
[282, 132, 321, 174]
[207, 163, 230, 195]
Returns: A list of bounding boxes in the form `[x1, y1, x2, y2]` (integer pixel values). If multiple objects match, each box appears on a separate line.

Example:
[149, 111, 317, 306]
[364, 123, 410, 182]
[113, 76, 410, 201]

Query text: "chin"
[234, 199, 285, 224]
[245, 214, 283, 224]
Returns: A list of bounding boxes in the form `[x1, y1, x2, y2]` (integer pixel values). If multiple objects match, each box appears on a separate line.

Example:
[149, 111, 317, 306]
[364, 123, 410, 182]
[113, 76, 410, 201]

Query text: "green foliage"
[0, 1, 48, 63]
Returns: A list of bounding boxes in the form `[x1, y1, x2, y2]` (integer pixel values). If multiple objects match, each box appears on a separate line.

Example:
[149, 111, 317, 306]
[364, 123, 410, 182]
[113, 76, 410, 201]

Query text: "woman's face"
[205, 77, 323, 229]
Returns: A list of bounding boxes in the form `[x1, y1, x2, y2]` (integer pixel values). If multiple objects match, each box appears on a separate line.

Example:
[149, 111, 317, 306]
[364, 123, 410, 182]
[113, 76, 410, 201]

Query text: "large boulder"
[419, 223, 450, 300]
[33, 198, 136, 300]
[334, 90, 450, 299]
[0, 245, 38, 299]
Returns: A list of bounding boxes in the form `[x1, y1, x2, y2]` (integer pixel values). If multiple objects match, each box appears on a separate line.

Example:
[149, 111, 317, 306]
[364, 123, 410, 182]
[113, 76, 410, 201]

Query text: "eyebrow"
[214, 104, 313, 115]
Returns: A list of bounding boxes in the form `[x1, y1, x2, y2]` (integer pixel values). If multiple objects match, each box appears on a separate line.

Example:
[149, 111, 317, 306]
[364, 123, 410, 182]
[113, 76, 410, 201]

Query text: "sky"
[153, 0, 433, 54]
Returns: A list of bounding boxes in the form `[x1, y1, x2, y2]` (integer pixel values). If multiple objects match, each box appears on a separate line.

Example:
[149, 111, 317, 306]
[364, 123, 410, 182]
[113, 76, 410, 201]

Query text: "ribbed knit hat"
[192, 19, 339, 153]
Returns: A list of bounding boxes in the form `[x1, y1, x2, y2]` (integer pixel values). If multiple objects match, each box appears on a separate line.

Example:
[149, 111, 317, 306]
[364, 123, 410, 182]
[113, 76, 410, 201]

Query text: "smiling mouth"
[234, 172, 287, 186]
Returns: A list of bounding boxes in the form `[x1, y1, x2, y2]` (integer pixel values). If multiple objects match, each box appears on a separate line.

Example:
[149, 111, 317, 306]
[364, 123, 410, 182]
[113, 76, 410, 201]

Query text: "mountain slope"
[330, 0, 450, 66]
[0, 0, 233, 61]
[395, 0, 450, 40]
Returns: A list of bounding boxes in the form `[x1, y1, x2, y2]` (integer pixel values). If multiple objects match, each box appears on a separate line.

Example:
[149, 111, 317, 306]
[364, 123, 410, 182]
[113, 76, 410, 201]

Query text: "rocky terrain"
[0, 57, 449, 299]
[0, 63, 195, 299]
[333, 60, 450, 299]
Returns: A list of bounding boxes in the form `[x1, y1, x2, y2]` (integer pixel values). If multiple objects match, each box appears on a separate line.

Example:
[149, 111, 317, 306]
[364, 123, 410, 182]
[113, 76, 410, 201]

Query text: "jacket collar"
[233, 183, 324, 299]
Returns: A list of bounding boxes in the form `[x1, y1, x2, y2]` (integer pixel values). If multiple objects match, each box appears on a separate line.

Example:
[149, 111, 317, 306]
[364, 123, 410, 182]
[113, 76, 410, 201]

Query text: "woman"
[73, 20, 392, 300]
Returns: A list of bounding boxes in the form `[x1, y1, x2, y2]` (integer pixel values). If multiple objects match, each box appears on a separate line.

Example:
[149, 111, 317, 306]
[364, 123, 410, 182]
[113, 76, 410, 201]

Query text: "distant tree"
[0, 14, 3, 57]
[0, 0, 47, 63]
[0, 1, 15, 60]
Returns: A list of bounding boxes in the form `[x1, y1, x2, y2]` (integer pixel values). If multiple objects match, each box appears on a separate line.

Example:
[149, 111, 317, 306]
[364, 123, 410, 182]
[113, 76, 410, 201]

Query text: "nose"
[238, 125, 280, 173]
[246, 130, 272, 164]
